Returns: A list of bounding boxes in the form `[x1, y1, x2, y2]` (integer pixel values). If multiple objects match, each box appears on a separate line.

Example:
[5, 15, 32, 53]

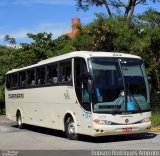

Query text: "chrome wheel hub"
[18, 117, 21, 126]
[68, 122, 75, 135]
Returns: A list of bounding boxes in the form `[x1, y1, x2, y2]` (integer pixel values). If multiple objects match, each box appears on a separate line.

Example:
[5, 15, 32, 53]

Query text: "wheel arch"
[16, 108, 23, 122]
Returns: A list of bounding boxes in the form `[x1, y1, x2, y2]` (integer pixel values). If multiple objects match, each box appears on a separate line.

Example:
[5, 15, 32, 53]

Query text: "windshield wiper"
[129, 93, 142, 112]
[127, 83, 142, 112]
[112, 90, 125, 114]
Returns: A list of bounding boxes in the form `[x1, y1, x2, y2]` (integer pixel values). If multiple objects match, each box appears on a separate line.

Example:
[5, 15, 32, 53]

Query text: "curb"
[150, 127, 160, 132]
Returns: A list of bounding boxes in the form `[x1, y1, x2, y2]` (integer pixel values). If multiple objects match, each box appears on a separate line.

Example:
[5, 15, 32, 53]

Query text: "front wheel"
[65, 117, 78, 140]
[17, 112, 24, 129]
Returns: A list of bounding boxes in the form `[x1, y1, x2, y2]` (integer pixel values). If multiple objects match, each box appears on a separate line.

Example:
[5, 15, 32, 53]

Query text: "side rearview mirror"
[80, 72, 90, 79]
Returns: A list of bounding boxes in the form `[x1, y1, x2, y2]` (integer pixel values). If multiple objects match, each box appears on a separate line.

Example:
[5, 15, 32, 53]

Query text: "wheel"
[17, 112, 24, 129]
[65, 117, 78, 140]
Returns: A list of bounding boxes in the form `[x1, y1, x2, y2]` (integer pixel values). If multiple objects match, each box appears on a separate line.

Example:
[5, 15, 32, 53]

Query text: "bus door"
[74, 58, 92, 134]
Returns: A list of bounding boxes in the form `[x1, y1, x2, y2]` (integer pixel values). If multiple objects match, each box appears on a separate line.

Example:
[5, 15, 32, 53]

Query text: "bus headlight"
[94, 119, 112, 125]
[140, 118, 151, 123]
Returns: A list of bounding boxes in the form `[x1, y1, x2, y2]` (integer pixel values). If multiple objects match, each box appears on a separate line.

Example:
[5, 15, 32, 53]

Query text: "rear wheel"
[65, 117, 78, 140]
[17, 112, 23, 129]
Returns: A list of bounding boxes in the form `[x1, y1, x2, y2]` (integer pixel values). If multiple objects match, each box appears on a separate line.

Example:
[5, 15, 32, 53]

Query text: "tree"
[76, 0, 160, 17]
[19, 32, 56, 66]
[0, 46, 17, 111]
[70, 14, 117, 51]
[4, 34, 17, 47]
[137, 9, 160, 91]
[53, 35, 72, 55]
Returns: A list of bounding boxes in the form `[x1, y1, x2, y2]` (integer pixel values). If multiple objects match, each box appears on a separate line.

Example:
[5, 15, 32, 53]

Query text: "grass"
[151, 111, 160, 127]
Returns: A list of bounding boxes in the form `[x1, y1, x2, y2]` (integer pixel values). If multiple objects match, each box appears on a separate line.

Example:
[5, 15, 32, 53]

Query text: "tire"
[17, 112, 24, 129]
[65, 117, 78, 140]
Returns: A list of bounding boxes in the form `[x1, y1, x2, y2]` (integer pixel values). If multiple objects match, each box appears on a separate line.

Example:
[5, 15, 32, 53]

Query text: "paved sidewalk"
[0, 115, 14, 124]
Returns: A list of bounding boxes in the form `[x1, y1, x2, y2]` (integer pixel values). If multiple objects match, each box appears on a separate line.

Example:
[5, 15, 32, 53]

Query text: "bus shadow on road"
[12, 124, 157, 143]
[12, 124, 67, 138]
[79, 133, 157, 143]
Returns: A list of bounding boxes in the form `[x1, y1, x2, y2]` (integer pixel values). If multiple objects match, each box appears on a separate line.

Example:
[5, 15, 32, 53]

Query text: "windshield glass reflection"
[90, 58, 150, 113]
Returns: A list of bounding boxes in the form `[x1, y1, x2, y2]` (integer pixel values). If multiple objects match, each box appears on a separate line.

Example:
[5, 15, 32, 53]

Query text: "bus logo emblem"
[125, 119, 129, 124]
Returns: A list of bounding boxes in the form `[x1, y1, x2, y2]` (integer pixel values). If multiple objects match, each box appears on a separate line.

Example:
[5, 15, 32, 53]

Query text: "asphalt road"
[0, 115, 160, 152]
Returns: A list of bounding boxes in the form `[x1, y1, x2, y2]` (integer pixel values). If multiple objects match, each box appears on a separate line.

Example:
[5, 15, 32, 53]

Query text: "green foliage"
[71, 33, 94, 51]
[0, 94, 5, 114]
[0, 85, 5, 103]
[76, 0, 160, 17]
[71, 14, 114, 51]
[136, 10, 160, 90]
[0, 108, 5, 115]
[151, 111, 160, 127]
[4, 34, 16, 47]
[53, 35, 72, 55]
[0, 46, 16, 110]
[19, 32, 56, 65]
[19, 33, 72, 65]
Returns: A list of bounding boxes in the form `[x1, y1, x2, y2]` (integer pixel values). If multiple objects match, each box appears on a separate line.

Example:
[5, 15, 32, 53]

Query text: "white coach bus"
[5, 51, 151, 140]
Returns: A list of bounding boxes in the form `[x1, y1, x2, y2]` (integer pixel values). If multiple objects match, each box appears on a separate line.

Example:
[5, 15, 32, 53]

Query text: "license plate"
[122, 128, 132, 132]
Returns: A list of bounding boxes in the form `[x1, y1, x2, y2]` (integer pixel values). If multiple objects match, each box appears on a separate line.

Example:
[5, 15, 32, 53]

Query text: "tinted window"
[46, 64, 58, 85]
[59, 60, 72, 83]
[11, 73, 19, 89]
[6, 74, 11, 89]
[19, 71, 26, 88]
[27, 69, 36, 87]
[36, 66, 45, 86]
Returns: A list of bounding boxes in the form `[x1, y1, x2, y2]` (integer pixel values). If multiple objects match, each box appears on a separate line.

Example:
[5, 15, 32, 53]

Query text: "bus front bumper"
[92, 122, 151, 137]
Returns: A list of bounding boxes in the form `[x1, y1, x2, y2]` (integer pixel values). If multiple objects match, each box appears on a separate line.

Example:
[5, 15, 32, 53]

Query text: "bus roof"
[6, 51, 142, 74]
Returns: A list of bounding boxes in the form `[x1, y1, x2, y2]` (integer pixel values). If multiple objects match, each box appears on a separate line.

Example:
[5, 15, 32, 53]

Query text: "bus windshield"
[90, 57, 150, 114]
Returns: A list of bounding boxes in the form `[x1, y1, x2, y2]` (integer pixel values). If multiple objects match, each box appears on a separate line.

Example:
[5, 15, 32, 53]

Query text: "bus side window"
[6, 74, 11, 89]
[36, 68, 40, 85]
[27, 69, 35, 87]
[40, 67, 45, 85]
[36, 66, 45, 86]
[46, 63, 58, 84]
[26, 70, 30, 87]
[52, 64, 58, 84]
[59, 60, 72, 83]
[11, 73, 19, 89]
[31, 69, 35, 87]
[46, 64, 52, 84]
[19, 71, 26, 88]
